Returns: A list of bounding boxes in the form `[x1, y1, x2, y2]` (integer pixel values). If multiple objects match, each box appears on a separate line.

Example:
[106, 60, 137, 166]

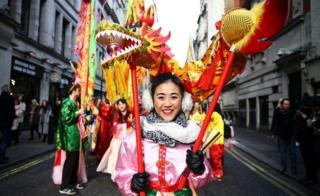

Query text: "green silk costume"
[55, 97, 88, 152]
[146, 187, 192, 196]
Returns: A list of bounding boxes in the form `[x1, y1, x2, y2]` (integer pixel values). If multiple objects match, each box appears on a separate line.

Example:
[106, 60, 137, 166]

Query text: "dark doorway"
[288, 71, 302, 112]
[312, 81, 320, 97]
[10, 72, 40, 123]
[249, 98, 256, 130]
[10, 72, 40, 106]
[259, 95, 269, 131]
[238, 99, 246, 127]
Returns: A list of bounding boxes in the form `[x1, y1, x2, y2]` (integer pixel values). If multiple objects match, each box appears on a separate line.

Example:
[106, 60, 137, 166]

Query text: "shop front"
[10, 57, 43, 105]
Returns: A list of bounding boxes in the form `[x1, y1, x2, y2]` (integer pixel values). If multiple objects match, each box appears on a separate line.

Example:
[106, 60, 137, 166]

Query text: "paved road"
[0, 148, 317, 196]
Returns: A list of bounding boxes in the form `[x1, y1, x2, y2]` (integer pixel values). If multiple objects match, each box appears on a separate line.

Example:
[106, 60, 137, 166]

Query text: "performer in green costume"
[55, 84, 87, 195]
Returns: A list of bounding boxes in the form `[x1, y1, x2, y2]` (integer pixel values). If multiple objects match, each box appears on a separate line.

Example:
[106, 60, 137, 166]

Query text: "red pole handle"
[131, 64, 145, 196]
[177, 46, 235, 189]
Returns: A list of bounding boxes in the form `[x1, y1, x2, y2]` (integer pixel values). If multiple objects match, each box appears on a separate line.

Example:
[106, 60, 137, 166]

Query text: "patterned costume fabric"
[114, 115, 213, 195]
[210, 144, 225, 179]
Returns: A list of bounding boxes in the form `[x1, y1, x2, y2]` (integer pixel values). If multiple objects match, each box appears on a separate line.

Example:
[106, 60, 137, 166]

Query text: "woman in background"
[11, 97, 23, 145]
[29, 99, 40, 140]
[39, 100, 52, 143]
[94, 96, 114, 160]
[189, 101, 205, 125]
[97, 98, 132, 181]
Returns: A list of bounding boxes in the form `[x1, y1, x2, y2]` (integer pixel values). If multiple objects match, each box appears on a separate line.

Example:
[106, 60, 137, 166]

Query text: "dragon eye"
[132, 27, 138, 32]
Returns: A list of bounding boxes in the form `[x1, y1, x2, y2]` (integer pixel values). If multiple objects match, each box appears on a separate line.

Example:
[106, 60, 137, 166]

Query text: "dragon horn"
[141, 24, 148, 36]
[157, 47, 171, 53]
[141, 5, 155, 27]
[147, 27, 161, 38]
[154, 32, 171, 44]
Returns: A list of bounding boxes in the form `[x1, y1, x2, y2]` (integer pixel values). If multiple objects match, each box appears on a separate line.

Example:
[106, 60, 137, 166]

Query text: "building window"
[62, 18, 69, 56]
[272, 85, 278, 93]
[303, 0, 310, 13]
[71, 26, 76, 53]
[38, 0, 46, 42]
[20, 0, 31, 34]
[54, 11, 60, 51]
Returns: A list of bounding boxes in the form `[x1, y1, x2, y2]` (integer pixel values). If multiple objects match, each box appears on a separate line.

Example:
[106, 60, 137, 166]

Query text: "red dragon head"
[96, 6, 171, 73]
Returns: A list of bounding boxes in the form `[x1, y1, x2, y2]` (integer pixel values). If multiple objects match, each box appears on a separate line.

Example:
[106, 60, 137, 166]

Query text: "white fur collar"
[141, 117, 200, 144]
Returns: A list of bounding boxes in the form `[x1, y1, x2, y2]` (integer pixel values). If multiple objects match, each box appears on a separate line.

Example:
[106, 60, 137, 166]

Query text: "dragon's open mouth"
[96, 30, 142, 64]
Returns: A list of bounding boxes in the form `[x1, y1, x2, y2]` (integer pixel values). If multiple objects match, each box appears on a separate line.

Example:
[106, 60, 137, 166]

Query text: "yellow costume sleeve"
[207, 112, 224, 144]
[189, 111, 205, 125]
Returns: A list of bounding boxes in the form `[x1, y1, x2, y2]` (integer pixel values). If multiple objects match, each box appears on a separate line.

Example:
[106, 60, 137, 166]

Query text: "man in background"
[0, 85, 15, 163]
[271, 98, 297, 174]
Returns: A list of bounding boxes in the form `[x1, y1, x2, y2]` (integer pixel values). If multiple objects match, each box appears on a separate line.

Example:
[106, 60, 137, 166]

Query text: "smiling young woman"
[114, 73, 213, 195]
[152, 76, 183, 122]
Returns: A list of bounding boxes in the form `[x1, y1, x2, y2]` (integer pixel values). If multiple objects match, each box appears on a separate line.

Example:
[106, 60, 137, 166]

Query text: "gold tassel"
[104, 66, 117, 103]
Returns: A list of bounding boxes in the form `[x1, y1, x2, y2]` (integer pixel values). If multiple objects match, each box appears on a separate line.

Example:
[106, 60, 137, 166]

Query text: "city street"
[0, 147, 316, 196]
[0, 0, 320, 196]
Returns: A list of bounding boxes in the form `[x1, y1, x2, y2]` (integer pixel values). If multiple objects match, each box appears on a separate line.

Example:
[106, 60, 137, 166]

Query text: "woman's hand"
[131, 172, 149, 193]
[186, 149, 205, 175]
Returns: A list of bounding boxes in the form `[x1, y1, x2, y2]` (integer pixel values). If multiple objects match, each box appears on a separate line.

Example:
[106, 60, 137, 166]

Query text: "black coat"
[0, 92, 15, 129]
[271, 108, 295, 140]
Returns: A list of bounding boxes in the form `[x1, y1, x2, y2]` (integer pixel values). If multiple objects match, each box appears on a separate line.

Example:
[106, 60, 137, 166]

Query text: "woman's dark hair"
[116, 98, 127, 105]
[116, 98, 130, 123]
[104, 96, 110, 104]
[151, 73, 185, 98]
[190, 101, 202, 114]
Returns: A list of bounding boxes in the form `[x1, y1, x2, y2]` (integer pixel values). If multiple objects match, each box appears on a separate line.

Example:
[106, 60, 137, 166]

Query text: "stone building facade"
[237, 0, 320, 131]
[0, 0, 126, 108]
[194, 0, 225, 60]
